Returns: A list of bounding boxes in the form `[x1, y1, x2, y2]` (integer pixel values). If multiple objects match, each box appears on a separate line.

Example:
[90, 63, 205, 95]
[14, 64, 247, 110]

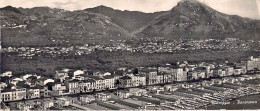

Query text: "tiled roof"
[119, 76, 132, 80]
[103, 75, 114, 79]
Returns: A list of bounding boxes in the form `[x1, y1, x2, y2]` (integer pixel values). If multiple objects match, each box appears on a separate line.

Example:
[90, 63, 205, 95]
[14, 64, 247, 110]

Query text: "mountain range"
[1, 0, 259, 46]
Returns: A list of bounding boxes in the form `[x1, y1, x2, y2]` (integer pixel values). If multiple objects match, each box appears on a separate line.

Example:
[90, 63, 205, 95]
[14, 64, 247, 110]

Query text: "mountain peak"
[0, 6, 21, 13]
[170, 0, 213, 15]
[138, 0, 258, 40]
[90, 5, 114, 11]
[179, 0, 201, 4]
[175, 0, 205, 9]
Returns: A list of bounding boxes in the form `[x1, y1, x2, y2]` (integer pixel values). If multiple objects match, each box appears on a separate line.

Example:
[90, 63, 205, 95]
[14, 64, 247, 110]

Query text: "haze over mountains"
[0, 0, 259, 46]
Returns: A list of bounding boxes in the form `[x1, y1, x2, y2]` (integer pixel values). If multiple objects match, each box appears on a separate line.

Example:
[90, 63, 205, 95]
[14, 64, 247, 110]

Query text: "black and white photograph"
[0, 0, 260, 110]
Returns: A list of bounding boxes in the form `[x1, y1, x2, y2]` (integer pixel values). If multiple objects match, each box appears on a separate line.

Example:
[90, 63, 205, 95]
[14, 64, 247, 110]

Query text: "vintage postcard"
[0, 0, 260, 110]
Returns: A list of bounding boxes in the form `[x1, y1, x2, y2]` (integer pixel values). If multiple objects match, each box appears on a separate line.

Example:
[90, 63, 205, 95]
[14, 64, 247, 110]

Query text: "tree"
[0, 76, 9, 83]
[133, 68, 138, 74]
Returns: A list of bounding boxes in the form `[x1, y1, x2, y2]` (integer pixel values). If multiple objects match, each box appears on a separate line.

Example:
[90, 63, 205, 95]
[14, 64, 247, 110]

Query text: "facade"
[129, 74, 146, 87]
[119, 76, 132, 88]
[40, 86, 49, 97]
[95, 93, 111, 101]
[103, 75, 115, 89]
[65, 79, 80, 94]
[129, 88, 147, 96]
[234, 67, 244, 75]
[93, 76, 106, 91]
[244, 56, 260, 71]
[223, 66, 234, 76]
[52, 83, 67, 95]
[55, 70, 69, 82]
[79, 79, 96, 93]
[1, 87, 26, 102]
[174, 68, 186, 82]
[142, 69, 158, 85]
[80, 95, 95, 104]
[26, 88, 40, 99]
[116, 90, 131, 99]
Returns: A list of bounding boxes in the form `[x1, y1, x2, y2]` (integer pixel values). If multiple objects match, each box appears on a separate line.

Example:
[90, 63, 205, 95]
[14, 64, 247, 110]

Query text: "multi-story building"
[223, 66, 234, 76]
[187, 71, 197, 81]
[52, 83, 67, 95]
[213, 67, 225, 77]
[79, 79, 96, 93]
[241, 56, 260, 71]
[157, 74, 164, 84]
[55, 70, 69, 83]
[1, 87, 26, 102]
[234, 67, 244, 75]
[92, 76, 105, 91]
[65, 79, 80, 94]
[173, 67, 186, 82]
[139, 68, 158, 85]
[128, 74, 146, 87]
[119, 76, 132, 88]
[26, 87, 40, 99]
[103, 75, 115, 89]
[194, 67, 206, 79]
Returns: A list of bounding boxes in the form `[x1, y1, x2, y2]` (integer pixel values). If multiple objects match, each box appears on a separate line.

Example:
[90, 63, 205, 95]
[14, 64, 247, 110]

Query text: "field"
[1, 50, 260, 77]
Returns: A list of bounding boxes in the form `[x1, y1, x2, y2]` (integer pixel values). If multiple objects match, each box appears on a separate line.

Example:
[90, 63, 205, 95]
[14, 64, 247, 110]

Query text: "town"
[1, 38, 259, 59]
[1, 55, 260, 110]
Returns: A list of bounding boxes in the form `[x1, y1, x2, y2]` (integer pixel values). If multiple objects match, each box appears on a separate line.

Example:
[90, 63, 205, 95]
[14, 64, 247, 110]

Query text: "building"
[119, 76, 132, 88]
[17, 101, 34, 110]
[128, 74, 146, 87]
[173, 68, 187, 82]
[103, 75, 115, 89]
[157, 74, 164, 84]
[37, 78, 55, 86]
[234, 67, 244, 75]
[223, 66, 234, 76]
[11, 78, 23, 86]
[116, 90, 131, 99]
[56, 98, 70, 108]
[73, 70, 85, 77]
[95, 93, 111, 101]
[0, 87, 26, 102]
[241, 56, 260, 71]
[213, 67, 225, 77]
[129, 88, 147, 96]
[0, 71, 12, 77]
[26, 87, 40, 99]
[92, 76, 106, 91]
[80, 95, 95, 104]
[79, 79, 96, 93]
[0, 82, 7, 90]
[55, 70, 69, 82]
[52, 82, 67, 95]
[21, 74, 33, 80]
[65, 79, 80, 94]
[41, 99, 54, 109]
[139, 68, 158, 85]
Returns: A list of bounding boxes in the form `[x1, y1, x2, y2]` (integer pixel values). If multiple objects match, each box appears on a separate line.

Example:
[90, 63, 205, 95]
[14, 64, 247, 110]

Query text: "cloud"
[0, 0, 259, 19]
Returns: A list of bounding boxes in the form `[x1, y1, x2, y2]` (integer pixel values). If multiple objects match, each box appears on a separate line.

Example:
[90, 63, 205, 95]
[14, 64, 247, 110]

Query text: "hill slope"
[0, 6, 131, 46]
[86, 5, 165, 32]
[138, 0, 260, 40]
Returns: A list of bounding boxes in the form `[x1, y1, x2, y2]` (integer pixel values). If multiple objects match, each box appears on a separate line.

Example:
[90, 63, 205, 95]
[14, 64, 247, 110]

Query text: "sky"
[1, 0, 260, 20]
